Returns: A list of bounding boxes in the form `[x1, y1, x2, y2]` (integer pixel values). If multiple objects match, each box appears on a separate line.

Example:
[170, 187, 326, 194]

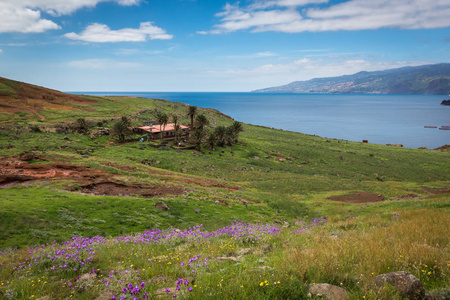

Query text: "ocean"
[74, 92, 450, 149]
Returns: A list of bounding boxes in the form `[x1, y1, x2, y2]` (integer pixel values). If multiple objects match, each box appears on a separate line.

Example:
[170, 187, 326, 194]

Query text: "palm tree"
[156, 112, 168, 139]
[190, 129, 205, 151]
[214, 125, 227, 147]
[225, 126, 234, 146]
[187, 105, 197, 130]
[206, 130, 217, 150]
[172, 114, 178, 128]
[231, 121, 244, 143]
[195, 114, 209, 131]
[174, 124, 182, 144]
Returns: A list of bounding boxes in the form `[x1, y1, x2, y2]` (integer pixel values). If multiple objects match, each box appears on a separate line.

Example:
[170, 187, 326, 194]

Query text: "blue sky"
[0, 0, 449, 92]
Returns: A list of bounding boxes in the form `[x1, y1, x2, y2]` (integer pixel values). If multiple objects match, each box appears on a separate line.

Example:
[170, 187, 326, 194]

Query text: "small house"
[136, 123, 190, 140]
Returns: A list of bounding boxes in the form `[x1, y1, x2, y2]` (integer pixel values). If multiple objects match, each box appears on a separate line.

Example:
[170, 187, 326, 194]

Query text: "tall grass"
[277, 209, 449, 295]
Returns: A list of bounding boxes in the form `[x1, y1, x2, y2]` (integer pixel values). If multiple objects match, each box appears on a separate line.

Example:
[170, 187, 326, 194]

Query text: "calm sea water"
[75, 92, 450, 149]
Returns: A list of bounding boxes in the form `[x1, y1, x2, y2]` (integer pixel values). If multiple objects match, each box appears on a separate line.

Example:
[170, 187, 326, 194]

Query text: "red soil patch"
[327, 192, 385, 203]
[0, 157, 186, 198]
[0, 158, 106, 186]
[433, 144, 450, 152]
[424, 187, 450, 195]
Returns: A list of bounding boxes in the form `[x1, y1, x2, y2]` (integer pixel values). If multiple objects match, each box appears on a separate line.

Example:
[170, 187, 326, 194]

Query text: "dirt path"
[104, 97, 130, 114]
[0, 103, 46, 122]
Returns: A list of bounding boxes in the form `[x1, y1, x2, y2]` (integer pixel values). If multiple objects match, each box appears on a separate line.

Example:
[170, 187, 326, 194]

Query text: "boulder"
[154, 287, 177, 298]
[214, 256, 238, 262]
[236, 248, 252, 256]
[307, 283, 349, 300]
[374, 271, 425, 300]
[19, 151, 35, 161]
[154, 201, 169, 211]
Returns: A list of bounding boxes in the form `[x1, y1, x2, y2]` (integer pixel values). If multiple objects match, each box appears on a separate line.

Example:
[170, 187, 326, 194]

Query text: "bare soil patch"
[327, 192, 385, 203]
[433, 144, 450, 152]
[0, 157, 106, 186]
[0, 157, 186, 198]
[425, 187, 450, 195]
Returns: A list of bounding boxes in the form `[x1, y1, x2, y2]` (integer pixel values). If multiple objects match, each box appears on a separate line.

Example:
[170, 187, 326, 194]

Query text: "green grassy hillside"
[0, 92, 449, 299]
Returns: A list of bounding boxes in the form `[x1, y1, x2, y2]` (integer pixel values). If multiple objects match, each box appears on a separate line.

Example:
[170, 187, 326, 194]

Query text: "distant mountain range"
[253, 63, 450, 95]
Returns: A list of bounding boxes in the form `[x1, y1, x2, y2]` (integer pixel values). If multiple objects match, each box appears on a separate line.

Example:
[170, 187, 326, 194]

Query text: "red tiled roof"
[137, 123, 189, 133]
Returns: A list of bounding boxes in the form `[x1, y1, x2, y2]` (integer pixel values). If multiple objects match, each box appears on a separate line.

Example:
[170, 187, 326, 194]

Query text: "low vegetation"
[0, 80, 448, 299]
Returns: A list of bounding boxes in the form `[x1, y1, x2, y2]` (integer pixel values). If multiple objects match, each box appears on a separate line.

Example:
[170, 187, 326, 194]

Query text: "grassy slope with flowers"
[0, 92, 449, 299]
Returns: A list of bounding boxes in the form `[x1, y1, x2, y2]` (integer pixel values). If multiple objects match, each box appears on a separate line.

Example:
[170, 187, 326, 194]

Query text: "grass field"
[0, 91, 449, 299]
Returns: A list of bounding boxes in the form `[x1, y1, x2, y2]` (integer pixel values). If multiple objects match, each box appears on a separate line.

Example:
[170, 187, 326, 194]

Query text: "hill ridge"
[253, 63, 450, 94]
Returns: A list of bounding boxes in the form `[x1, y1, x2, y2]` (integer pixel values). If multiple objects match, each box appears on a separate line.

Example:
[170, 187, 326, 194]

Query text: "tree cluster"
[186, 105, 244, 151]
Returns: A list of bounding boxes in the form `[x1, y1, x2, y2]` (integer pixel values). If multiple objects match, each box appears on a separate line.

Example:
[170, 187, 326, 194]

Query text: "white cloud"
[255, 51, 277, 57]
[0, 4, 60, 33]
[223, 51, 278, 59]
[114, 48, 164, 55]
[250, 0, 328, 9]
[0, 49, 3, 53]
[205, 0, 450, 34]
[64, 22, 173, 42]
[0, 0, 142, 33]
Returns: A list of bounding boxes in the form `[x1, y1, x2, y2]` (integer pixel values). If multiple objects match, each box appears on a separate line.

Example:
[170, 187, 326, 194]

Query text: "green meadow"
[0, 95, 449, 299]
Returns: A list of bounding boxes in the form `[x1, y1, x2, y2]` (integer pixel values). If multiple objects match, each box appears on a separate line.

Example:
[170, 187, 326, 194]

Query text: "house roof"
[137, 123, 189, 133]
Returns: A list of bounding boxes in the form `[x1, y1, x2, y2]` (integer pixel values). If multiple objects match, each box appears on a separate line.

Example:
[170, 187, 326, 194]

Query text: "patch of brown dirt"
[0, 157, 186, 198]
[75, 182, 185, 198]
[433, 144, 450, 152]
[0, 158, 106, 186]
[327, 192, 385, 203]
[424, 187, 450, 195]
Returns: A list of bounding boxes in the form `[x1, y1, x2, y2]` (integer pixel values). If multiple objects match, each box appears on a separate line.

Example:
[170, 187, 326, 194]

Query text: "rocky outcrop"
[307, 283, 349, 300]
[441, 99, 450, 106]
[19, 151, 36, 161]
[374, 271, 425, 300]
[154, 201, 170, 211]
